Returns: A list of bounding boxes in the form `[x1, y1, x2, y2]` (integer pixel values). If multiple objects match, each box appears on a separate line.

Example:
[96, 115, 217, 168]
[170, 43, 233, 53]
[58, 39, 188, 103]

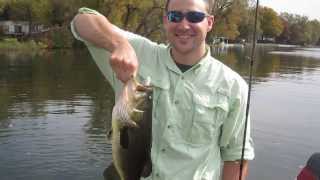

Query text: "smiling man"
[164, 0, 213, 65]
[71, 0, 254, 179]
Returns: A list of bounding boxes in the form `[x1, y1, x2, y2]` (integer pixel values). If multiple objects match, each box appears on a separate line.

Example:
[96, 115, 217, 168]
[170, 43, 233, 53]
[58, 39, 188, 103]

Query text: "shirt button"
[174, 100, 179, 104]
[167, 125, 171, 129]
[181, 76, 185, 80]
[161, 148, 166, 152]
[156, 173, 160, 177]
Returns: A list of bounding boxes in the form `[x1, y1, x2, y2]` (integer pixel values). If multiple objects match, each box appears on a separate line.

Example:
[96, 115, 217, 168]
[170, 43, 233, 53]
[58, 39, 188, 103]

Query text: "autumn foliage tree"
[279, 13, 320, 45]
[98, 0, 165, 42]
[259, 7, 283, 40]
[1, 0, 320, 46]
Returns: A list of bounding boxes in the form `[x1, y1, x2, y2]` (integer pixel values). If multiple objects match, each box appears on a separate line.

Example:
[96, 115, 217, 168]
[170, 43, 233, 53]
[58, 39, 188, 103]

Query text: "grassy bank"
[0, 38, 47, 51]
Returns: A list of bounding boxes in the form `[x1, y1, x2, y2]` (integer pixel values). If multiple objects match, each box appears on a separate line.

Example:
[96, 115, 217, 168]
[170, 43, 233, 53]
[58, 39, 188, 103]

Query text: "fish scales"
[104, 77, 153, 180]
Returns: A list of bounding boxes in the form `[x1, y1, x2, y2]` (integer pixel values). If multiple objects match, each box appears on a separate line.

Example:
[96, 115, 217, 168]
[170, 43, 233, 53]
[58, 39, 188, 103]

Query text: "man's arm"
[219, 79, 254, 180]
[222, 160, 248, 180]
[73, 13, 138, 82]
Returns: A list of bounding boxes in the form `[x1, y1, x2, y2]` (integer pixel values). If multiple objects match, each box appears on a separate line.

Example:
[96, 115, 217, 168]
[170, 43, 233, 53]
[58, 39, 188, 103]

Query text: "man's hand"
[73, 13, 138, 83]
[109, 40, 138, 83]
[222, 160, 248, 180]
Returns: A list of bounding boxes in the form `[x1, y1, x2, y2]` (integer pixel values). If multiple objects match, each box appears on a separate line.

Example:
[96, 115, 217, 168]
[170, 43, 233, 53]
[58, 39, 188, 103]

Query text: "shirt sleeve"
[219, 79, 255, 161]
[70, 7, 159, 94]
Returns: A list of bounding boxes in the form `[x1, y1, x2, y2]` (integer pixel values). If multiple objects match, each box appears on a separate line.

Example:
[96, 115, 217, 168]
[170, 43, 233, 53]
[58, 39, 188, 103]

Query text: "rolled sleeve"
[70, 7, 158, 93]
[220, 80, 255, 161]
[69, 7, 120, 90]
[70, 7, 102, 42]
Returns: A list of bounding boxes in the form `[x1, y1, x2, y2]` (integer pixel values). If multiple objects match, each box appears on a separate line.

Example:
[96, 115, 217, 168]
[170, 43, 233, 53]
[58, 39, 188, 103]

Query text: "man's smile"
[175, 33, 195, 41]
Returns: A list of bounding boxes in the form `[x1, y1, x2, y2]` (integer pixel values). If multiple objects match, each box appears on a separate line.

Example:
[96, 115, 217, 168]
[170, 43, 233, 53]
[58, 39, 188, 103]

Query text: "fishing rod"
[239, 0, 259, 179]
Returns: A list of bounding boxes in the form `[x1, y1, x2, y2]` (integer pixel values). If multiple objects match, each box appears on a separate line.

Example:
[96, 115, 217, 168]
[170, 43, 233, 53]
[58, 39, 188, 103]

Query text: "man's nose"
[179, 17, 191, 29]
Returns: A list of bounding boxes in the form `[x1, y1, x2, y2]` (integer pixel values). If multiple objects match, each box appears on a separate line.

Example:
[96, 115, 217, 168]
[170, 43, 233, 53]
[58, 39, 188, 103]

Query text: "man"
[71, 0, 254, 179]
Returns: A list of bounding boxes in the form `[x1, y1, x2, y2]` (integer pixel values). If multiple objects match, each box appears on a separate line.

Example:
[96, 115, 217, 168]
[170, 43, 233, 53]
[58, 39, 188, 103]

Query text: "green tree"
[212, 0, 233, 16]
[260, 7, 283, 40]
[5, 0, 51, 34]
[0, 0, 10, 14]
[306, 20, 320, 45]
[280, 13, 316, 45]
[238, 3, 262, 41]
[0, 0, 6, 14]
[98, 0, 165, 42]
[47, 0, 104, 26]
[211, 0, 249, 40]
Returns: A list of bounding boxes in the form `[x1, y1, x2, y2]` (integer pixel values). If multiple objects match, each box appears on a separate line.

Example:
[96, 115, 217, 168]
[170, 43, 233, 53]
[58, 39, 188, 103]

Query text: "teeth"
[177, 35, 190, 39]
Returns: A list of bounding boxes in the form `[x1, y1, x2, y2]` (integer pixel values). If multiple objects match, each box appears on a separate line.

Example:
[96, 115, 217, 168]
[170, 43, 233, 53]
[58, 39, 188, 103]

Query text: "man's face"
[163, 0, 214, 56]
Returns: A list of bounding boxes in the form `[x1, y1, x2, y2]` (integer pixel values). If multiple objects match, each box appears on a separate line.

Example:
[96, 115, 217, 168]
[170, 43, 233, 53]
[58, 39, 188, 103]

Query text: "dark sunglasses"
[167, 11, 208, 23]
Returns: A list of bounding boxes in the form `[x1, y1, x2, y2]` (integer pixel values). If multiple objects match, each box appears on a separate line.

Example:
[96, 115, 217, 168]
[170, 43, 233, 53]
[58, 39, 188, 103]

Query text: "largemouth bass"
[104, 77, 153, 180]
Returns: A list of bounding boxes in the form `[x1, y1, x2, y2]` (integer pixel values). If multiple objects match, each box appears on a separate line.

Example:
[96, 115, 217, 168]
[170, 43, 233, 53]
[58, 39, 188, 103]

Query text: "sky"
[260, 0, 320, 20]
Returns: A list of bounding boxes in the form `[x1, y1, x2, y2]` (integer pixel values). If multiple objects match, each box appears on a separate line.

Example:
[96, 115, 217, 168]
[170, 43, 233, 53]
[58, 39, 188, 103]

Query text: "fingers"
[110, 49, 138, 83]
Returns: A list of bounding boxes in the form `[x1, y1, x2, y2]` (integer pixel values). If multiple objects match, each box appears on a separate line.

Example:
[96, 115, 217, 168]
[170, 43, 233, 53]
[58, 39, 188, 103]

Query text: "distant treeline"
[0, 0, 319, 47]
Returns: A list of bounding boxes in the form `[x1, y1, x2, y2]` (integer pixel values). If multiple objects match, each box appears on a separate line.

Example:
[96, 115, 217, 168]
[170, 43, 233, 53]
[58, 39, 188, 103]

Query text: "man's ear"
[207, 15, 214, 32]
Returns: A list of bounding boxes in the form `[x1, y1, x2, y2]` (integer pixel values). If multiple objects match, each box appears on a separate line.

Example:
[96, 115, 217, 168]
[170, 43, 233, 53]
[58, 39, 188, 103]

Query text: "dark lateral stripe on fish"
[120, 127, 129, 149]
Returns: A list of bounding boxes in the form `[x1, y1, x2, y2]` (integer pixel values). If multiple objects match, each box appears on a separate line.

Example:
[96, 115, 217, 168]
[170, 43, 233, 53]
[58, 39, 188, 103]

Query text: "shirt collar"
[164, 45, 211, 74]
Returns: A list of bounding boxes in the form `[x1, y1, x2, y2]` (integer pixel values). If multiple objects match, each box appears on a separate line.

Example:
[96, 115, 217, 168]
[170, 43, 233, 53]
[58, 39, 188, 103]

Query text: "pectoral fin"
[120, 127, 129, 149]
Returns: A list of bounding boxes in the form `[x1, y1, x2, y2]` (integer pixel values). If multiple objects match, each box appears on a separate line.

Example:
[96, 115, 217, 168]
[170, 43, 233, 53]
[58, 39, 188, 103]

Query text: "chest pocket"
[189, 89, 229, 145]
[150, 77, 170, 129]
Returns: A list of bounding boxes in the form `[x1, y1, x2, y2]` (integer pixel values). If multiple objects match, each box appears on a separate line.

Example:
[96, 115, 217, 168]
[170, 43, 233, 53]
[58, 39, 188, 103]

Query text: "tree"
[276, 17, 290, 43]
[279, 13, 317, 45]
[212, 0, 233, 16]
[0, 0, 10, 20]
[260, 7, 283, 40]
[5, 0, 51, 34]
[210, 0, 249, 40]
[98, 0, 165, 42]
[238, 3, 262, 41]
[0, 0, 6, 14]
[306, 20, 320, 45]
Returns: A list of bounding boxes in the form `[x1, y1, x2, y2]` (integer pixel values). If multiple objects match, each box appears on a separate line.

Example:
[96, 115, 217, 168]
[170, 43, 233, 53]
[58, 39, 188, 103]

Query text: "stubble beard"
[172, 38, 198, 55]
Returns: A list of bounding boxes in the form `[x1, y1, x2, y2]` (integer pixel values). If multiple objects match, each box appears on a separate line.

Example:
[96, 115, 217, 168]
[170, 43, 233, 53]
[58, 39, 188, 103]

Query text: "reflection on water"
[0, 50, 114, 180]
[269, 47, 320, 59]
[212, 45, 320, 81]
[213, 45, 320, 180]
[0, 46, 320, 180]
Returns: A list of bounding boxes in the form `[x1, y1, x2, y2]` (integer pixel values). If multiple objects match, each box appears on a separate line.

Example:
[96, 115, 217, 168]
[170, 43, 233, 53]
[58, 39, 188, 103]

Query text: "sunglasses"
[167, 11, 208, 23]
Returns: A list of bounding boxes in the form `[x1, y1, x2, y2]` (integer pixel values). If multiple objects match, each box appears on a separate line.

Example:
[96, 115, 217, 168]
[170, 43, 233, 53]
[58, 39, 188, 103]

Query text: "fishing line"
[239, 0, 259, 179]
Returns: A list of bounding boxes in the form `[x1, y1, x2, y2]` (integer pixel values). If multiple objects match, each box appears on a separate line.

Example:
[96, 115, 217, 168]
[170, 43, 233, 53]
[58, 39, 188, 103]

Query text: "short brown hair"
[165, 0, 214, 13]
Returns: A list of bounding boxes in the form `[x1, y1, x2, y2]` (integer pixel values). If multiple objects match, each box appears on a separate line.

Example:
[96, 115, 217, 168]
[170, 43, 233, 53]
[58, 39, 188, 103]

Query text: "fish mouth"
[136, 85, 153, 92]
[113, 77, 153, 129]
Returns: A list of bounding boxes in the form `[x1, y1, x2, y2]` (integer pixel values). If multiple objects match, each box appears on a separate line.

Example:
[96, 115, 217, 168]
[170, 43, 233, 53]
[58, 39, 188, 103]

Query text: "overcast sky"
[260, 0, 320, 20]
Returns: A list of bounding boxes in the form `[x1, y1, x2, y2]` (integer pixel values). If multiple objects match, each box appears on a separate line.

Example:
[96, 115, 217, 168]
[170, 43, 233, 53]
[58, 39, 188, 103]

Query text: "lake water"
[0, 45, 320, 180]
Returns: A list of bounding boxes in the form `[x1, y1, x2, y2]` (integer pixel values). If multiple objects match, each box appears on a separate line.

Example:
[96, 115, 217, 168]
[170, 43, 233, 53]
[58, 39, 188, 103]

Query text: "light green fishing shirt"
[71, 8, 254, 180]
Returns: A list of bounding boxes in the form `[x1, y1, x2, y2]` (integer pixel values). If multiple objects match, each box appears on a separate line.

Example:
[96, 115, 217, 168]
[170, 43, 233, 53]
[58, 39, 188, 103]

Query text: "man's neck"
[171, 44, 207, 65]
